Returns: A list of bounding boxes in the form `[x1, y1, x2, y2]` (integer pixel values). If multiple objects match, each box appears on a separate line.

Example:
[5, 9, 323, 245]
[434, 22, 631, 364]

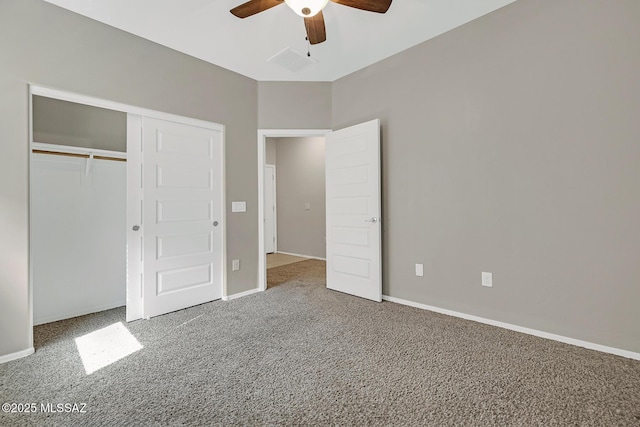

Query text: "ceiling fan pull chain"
[306, 36, 311, 57]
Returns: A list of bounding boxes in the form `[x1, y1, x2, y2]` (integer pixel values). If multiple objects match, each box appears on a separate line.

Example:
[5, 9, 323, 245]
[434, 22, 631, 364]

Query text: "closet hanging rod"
[31, 149, 126, 162]
[31, 142, 127, 162]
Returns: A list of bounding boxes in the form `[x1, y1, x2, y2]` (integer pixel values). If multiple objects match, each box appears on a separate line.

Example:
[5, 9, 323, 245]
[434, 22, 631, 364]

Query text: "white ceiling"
[43, 0, 517, 82]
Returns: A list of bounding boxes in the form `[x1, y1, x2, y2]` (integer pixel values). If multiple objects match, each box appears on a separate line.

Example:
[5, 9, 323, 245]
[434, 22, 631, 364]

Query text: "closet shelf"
[31, 142, 126, 162]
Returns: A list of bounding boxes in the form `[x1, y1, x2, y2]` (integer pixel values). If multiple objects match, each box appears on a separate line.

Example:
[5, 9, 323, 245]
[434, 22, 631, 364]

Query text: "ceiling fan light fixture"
[284, 0, 329, 17]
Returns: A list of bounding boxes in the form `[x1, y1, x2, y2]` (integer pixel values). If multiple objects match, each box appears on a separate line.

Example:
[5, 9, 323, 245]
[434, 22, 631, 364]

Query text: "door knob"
[132, 225, 140, 231]
[365, 217, 378, 223]
[213, 221, 219, 227]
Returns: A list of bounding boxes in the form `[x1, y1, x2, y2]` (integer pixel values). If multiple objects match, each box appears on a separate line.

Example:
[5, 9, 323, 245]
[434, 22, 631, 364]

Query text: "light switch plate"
[232, 259, 240, 271]
[482, 272, 493, 287]
[415, 264, 424, 277]
[232, 201, 246, 213]
[305, 203, 311, 210]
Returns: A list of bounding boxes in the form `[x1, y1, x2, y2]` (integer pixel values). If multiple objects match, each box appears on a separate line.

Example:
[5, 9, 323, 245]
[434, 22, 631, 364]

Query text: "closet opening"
[30, 95, 127, 326]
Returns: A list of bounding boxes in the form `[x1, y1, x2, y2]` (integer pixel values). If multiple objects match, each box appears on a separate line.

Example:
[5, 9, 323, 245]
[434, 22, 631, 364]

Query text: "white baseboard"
[222, 288, 261, 301]
[275, 251, 326, 261]
[0, 347, 35, 364]
[382, 295, 640, 361]
[34, 300, 126, 326]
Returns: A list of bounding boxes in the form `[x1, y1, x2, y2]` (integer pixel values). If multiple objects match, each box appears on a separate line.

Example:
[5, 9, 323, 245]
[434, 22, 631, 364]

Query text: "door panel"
[157, 199, 212, 222]
[157, 263, 212, 294]
[325, 119, 381, 302]
[142, 117, 223, 318]
[157, 232, 212, 260]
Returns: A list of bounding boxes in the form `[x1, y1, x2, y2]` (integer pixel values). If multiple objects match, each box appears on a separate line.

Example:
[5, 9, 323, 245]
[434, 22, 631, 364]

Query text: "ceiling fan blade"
[330, 0, 392, 13]
[304, 11, 327, 45]
[230, 0, 283, 18]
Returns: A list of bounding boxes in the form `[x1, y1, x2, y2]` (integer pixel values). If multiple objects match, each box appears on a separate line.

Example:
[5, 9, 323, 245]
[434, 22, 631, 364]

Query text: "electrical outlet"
[415, 264, 424, 277]
[482, 272, 492, 287]
[232, 259, 240, 271]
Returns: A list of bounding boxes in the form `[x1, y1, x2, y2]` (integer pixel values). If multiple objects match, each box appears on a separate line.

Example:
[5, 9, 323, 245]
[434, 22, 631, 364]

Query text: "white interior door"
[325, 119, 381, 302]
[264, 164, 276, 254]
[136, 116, 224, 318]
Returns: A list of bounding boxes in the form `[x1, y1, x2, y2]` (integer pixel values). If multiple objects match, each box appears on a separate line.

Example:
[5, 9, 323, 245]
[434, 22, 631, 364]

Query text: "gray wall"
[258, 82, 332, 129]
[0, 0, 258, 359]
[33, 96, 127, 152]
[332, 0, 640, 353]
[275, 137, 326, 258]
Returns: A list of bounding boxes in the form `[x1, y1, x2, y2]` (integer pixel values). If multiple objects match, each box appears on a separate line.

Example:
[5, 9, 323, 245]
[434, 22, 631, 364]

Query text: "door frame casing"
[29, 85, 226, 329]
[257, 129, 330, 292]
[264, 163, 277, 254]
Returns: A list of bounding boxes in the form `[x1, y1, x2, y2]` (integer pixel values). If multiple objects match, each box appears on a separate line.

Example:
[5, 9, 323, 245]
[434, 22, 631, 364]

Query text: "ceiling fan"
[230, 0, 393, 45]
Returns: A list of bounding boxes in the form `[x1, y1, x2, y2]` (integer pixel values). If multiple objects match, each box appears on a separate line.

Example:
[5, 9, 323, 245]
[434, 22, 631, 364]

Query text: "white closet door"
[140, 117, 224, 318]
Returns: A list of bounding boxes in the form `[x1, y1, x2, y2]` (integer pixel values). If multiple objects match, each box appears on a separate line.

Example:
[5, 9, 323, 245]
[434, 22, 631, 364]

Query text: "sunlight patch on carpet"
[75, 322, 143, 374]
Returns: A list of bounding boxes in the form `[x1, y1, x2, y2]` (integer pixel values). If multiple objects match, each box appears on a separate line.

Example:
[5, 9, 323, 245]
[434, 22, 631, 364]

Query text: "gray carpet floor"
[1, 259, 640, 426]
